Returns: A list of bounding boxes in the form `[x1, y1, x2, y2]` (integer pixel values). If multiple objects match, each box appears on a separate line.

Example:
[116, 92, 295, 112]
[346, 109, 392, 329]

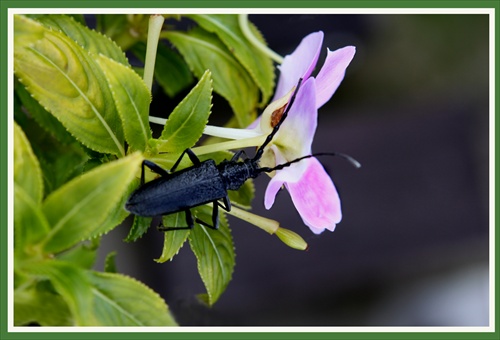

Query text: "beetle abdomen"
[125, 160, 227, 217]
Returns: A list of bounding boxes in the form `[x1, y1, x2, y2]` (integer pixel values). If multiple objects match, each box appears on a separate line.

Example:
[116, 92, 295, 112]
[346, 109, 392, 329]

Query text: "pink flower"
[260, 31, 356, 234]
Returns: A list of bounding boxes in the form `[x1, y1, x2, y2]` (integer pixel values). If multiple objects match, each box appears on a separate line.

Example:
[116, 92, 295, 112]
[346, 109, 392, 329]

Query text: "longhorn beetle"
[125, 78, 360, 231]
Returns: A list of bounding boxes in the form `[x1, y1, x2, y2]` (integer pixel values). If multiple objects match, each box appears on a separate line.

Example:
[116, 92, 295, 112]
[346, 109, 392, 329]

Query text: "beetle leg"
[158, 210, 194, 232]
[230, 150, 247, 161]
[142, 160, 169, 184]
[170, 148, 201, 173]
[193, 202, 220, 230]
[210, 201, 220, 229]
[218, 196, 231, 212]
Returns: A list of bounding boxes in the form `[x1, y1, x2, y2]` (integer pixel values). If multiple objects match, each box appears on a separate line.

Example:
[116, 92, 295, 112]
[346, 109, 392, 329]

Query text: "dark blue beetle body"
[126, 160, 225, 217]
[126, 158, 257, 218]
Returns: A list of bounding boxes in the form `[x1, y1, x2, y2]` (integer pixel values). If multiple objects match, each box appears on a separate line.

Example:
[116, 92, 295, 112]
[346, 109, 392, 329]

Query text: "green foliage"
[13, 13, 277, 326]
[189, 206, 235, 306]
[40, 153, 143, 253]
[186, 14, 275, 106]
[165, 27, 260, 127]
[96, 54, 152, 152]
[157, 70, 213, 152]
[14, 15, 126, 156]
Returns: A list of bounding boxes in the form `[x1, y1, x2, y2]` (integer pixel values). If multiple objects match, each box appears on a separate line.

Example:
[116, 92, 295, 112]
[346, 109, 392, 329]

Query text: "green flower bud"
[275, 227, 308, 251]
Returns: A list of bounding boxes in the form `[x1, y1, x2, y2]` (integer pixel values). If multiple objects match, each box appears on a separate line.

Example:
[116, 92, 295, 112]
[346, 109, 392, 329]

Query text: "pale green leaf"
[14, 107, 88, 195]
[22, 260, 96, 326]
[15, 79, 75, 145]
[14, 286, 72, 326]
[166, 28, 259, 127]
[14, 122, 43, 203]
[33, 14, 129, 65]
[158, 69, 212, 152]
[186, 14, 274, 106]
[97, 54, 152, 152]
[41, 152, 143, 253]
[189, 205, 235, 305]
[88, 271, 177, 326]
[14, 14, 125, 156]
[56, 238, 100, 270]
[155, 212, 190, 263]
[14, 184, 51, 259]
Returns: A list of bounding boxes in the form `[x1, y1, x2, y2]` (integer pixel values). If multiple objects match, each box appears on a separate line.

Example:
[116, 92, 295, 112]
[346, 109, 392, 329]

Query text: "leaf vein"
[29, 45, 125, 156]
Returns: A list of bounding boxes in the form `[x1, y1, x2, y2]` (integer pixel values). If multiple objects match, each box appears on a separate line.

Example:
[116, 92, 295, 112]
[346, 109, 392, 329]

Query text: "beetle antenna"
[259, 152, 361, 174]
[253, 78, 304, 162]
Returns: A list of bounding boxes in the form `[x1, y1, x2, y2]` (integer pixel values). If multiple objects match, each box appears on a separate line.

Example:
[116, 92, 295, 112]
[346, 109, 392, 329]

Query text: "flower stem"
[203, 125, 262, 140]
[143, 15, 165, 91]
[238, 14, 284, 64]
[192, 135, 266, 156]
[223, 205, 279, 234]
[149, 115, 167, 125]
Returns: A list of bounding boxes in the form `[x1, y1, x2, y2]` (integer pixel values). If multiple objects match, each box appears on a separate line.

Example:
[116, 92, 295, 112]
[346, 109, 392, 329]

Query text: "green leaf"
[14, 184, 51, 259]
[131, 42, 193, 98]
[40, 152, 143, 254]
[166, 28, 259, 127]
[23, 260, 96, 326]
[14, 14, 125, 156]
[189, 205, 235, 306]
[124, 214, 152, 242]
[14, 285, 72, 326]
[103, 251, 118, 273]
[97, 54, 152, 152]
[186, 14, 274, 106]
[14, 104, 89, 195]
[158, 69, 212, 153]
[88, 271, 177, 326]
[95, 14, 128, 42]
[56, 238, 100, 270]
[15, 79, 76, 145]
[32, 14, 129, 65]
[17, 261, 177, 326]
[14, 122, 43, 203]
[155, 212, 190, 263]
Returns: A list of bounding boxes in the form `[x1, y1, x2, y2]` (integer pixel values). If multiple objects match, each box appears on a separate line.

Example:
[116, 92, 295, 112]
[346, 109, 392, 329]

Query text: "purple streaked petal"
[273, 31, 324, 101]
[315, 46, 356, 109]
[275, 77, 317, 157]
[264, 175, 285, 210]
[286, 157, 342, 234]
[263, 147, 288, 209]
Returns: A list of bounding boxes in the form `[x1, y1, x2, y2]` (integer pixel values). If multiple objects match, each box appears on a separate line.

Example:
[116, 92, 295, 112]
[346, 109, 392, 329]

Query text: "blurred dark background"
[98, 14, 490, 326]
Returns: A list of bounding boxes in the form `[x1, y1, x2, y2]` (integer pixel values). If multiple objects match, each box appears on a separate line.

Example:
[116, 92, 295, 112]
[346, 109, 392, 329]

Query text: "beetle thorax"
[219, 159, 258, 191]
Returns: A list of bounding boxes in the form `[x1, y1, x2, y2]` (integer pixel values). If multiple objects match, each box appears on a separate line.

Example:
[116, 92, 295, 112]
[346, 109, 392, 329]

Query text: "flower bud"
[275, 227, 308, 251]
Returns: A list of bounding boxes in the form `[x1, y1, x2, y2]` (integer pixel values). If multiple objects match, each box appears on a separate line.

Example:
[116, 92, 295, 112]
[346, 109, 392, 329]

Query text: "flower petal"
[263, 146, 308, 209]
[275, 77, 317, 158]
[273, 31, 324, 100]
[264, 175, 285, 210]
[286, 157, 342, 234]
[315, 46, 356, 109]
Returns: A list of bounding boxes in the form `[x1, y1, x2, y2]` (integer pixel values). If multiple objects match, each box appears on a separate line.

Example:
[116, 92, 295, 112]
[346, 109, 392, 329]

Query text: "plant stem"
[143, 15, 165, 91]
[221, 205, 280, 234]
